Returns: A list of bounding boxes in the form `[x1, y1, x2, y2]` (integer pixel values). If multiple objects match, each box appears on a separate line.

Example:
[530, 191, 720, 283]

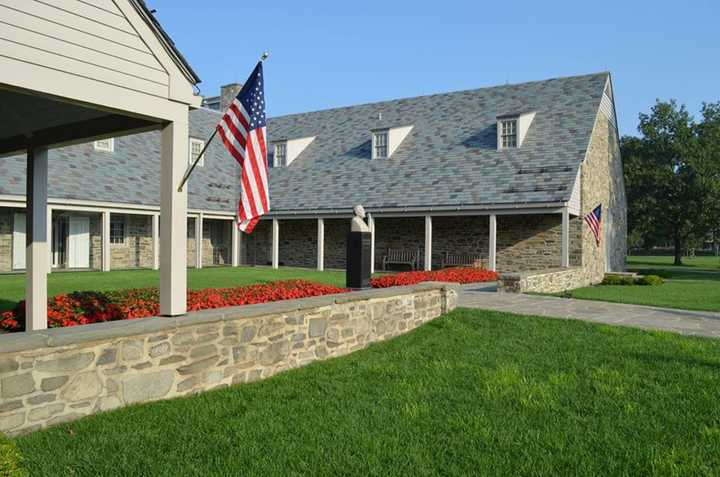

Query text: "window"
[189, 138, 205, 167]
[274, 142, 287, 167]
[372, 130, 388, 159]
[94, 138, 114, 152]
[500, 119, 517, 149]
[110, 215, 125, 245]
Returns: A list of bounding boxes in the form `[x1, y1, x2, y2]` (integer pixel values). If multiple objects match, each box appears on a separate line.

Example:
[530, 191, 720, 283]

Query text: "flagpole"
[177, 52, 269, 193]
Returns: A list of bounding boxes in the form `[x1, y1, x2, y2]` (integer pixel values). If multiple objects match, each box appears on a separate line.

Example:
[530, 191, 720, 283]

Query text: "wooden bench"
[382, 248, 420, 271]
[441, 252, 483, 268]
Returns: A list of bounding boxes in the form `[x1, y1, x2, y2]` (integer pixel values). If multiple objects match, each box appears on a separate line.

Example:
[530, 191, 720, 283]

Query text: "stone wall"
[497, 267, 592, 294]
[0, 283, 457, 436]
[375, 217, 424, 270]
[187, 217, 197, 268]
[278, 219, 317, 268]
[202, 219, 231, 266]
[244, 219, 271, 266]
[110, 214, 154, 269]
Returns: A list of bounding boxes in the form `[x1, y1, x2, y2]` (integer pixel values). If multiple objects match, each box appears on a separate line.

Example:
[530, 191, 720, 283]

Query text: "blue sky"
[151, 0, 718, 136]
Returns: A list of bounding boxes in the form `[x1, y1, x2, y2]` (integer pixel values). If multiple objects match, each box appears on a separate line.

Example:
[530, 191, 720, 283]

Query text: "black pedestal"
[346, 231, 372, 289]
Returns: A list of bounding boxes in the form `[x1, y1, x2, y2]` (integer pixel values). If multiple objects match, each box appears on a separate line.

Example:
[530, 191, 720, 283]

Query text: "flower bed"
[0, 280, 347, 333]
[371, 267, 497, 288]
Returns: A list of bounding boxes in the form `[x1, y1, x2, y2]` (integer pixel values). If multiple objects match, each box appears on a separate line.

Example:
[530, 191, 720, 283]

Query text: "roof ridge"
[267, 71, 610, 120]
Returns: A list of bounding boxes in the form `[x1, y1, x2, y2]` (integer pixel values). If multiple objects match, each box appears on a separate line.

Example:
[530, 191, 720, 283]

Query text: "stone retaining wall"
[0, 283, 457, 436]
[497, 268, 592, 294]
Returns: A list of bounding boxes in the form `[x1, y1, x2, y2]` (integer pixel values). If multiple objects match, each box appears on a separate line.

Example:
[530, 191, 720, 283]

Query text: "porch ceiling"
[0, 87, 160, 156]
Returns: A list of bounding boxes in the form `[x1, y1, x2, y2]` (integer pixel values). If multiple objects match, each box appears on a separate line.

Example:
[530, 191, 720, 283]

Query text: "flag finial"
[260, 52, 269, 62]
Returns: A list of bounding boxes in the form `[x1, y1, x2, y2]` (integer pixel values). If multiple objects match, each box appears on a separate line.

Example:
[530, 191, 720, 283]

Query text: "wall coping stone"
[500, 267, 583, 280]
[0, 282, 454, 354]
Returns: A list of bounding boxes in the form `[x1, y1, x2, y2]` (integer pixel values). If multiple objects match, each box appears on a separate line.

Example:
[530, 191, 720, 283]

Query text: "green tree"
[622, 100, 719, 265]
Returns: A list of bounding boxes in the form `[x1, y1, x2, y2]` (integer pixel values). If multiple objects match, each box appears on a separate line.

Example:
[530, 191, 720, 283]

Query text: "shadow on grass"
[628, 268, 720, 282]
[629, 351, 720, 370]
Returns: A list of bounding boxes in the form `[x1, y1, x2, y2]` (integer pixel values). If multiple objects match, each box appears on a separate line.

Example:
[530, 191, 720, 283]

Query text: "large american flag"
[216, 62, 268, 233]
[584, 204, 602, 246]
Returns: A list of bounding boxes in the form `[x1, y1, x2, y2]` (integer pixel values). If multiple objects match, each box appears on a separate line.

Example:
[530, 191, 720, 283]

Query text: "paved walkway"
[458, 283, 720, 339]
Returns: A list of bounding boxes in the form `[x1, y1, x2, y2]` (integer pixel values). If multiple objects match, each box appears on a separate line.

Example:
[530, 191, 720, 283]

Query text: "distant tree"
[622, 100, 719, 265]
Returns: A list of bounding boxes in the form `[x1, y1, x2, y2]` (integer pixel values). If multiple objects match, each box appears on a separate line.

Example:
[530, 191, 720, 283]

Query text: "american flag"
[216, 62, 268, 233]
[584, 205, 602, 246]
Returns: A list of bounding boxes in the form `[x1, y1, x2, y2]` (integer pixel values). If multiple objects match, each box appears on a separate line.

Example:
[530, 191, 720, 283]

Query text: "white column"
[424, 215, 432, 271]
[369, 214, 375, 274]
[195, 213, 203, 269]
[46, 206, 53, 274]
[231, 219, 240, 267]
[159, 117, 188, 316]
[101, 211, 111, 272]
[561, 207, 570, 268]
[317, 218, 325, 271]
[271, 218, 279, 269]
[488, 214, 497, 272]
[26, 147, 48, 331]
[152, 213, 160, 270]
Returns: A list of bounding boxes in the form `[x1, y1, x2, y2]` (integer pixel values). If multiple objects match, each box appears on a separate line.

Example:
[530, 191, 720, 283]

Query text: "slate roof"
[266, 72, 610, 214]
[0, 108, 237, 212]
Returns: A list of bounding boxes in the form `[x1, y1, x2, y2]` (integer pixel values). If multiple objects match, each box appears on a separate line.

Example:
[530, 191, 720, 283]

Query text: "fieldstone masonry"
[0, 283, 457, 436]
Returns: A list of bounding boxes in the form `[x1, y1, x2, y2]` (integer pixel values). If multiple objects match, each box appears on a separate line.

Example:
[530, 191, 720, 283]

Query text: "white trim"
[26, 147, 48, 331]
[231, 220, 239, 267]
[102, 210, 111, 271]
[195, 212, 203, 269]
[369, 214, 375, 275]
[561, 207, 570, 268]
[152, 213, 160, 270]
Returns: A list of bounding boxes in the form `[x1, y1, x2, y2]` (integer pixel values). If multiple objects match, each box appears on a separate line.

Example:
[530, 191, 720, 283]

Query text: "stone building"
[1, 72, 626, 286]
[228, 72, 626, 285]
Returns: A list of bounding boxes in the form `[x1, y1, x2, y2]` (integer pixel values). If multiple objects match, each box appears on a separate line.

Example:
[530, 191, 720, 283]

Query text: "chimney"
[220, 83, 243, 112]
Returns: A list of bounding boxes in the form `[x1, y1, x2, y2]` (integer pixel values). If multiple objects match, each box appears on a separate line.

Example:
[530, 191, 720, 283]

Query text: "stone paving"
[458, 283, 720, 339]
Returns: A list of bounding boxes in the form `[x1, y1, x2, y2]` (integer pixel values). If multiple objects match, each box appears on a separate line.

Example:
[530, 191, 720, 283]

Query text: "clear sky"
[150, 0, 718, 136]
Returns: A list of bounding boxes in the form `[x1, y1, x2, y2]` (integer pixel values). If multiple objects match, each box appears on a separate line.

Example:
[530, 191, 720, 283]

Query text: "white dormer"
[497, 112, 536, 150]
[371, 125, 413, 159]
[272, 136, 315, 167]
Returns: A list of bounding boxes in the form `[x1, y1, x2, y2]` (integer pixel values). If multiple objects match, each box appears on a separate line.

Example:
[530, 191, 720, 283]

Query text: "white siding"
[0, 0, 169, 98]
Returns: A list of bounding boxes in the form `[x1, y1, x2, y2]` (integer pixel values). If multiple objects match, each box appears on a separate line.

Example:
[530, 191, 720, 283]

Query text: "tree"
[622, 100, 719, 265]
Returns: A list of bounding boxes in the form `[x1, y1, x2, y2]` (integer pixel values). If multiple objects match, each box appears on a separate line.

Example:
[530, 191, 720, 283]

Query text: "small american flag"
[216, 62, 268, 233]
[584, 205, 602, 246]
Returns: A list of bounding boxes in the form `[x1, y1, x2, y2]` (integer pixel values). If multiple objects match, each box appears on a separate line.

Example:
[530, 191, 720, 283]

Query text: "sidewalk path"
[458, 283, 720, 339]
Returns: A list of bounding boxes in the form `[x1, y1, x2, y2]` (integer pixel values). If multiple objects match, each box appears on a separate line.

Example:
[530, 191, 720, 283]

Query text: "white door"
[68, 216, 90, 268]
[12, 213, 26, 270]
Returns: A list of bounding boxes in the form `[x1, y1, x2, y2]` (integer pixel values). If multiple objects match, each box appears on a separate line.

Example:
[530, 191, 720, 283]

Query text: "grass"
[0, 267, 345, 312]
[628, 254, 720, 270]
[13, 308, 720, 476]
[565, 255, 720, 312]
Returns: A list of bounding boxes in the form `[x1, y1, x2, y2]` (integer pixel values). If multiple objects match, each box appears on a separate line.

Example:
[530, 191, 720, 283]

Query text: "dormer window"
[274, 142, 287, 167]
[372, 130, 388, 159]
[497, 112, 535, 150]
[94, 138, 114, 152]
[500, 119, 517, 149]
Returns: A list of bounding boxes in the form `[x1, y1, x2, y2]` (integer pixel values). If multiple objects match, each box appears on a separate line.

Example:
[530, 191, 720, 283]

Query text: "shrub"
[636, 275, 665, 286]
[0, 434, 27, 477]
[371, 268, 497, 288]
[601, 275, 635, 286]
[640, 269, 673, 279]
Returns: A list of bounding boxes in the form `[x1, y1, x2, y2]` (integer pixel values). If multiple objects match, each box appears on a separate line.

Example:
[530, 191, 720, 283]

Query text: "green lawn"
[566, 255, 720, 312]
[628, 254, 720, 270]
[0, 267, 345, 312]
[12, 309, 720, 476]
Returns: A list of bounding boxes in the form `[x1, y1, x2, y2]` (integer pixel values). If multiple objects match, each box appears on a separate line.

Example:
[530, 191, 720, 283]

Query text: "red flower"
[370, 267, 497, 288]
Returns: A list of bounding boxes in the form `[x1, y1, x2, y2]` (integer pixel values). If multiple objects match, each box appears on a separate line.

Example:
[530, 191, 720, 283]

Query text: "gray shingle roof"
[266, 72, 609, 213]
[0, 108, 237, 212]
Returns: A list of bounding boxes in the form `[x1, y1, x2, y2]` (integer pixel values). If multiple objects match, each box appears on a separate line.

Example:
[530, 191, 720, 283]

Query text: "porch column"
[317, 218, 324, 271]
[159, 117, 188, 316]
[424, 215, 432, 271]
[195, 213, 203, 269]
[488, 214, 497, 272]
[561, 207, 570, 268]
[47, 206, 53, 274]
[271, 218, 279, 269]
[152, 213, 160, 270]
[26, 147, 48, 331]
[369, 214, 375, 274]
[231, 219, 240, 267]
[101, 211, 111, 272]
